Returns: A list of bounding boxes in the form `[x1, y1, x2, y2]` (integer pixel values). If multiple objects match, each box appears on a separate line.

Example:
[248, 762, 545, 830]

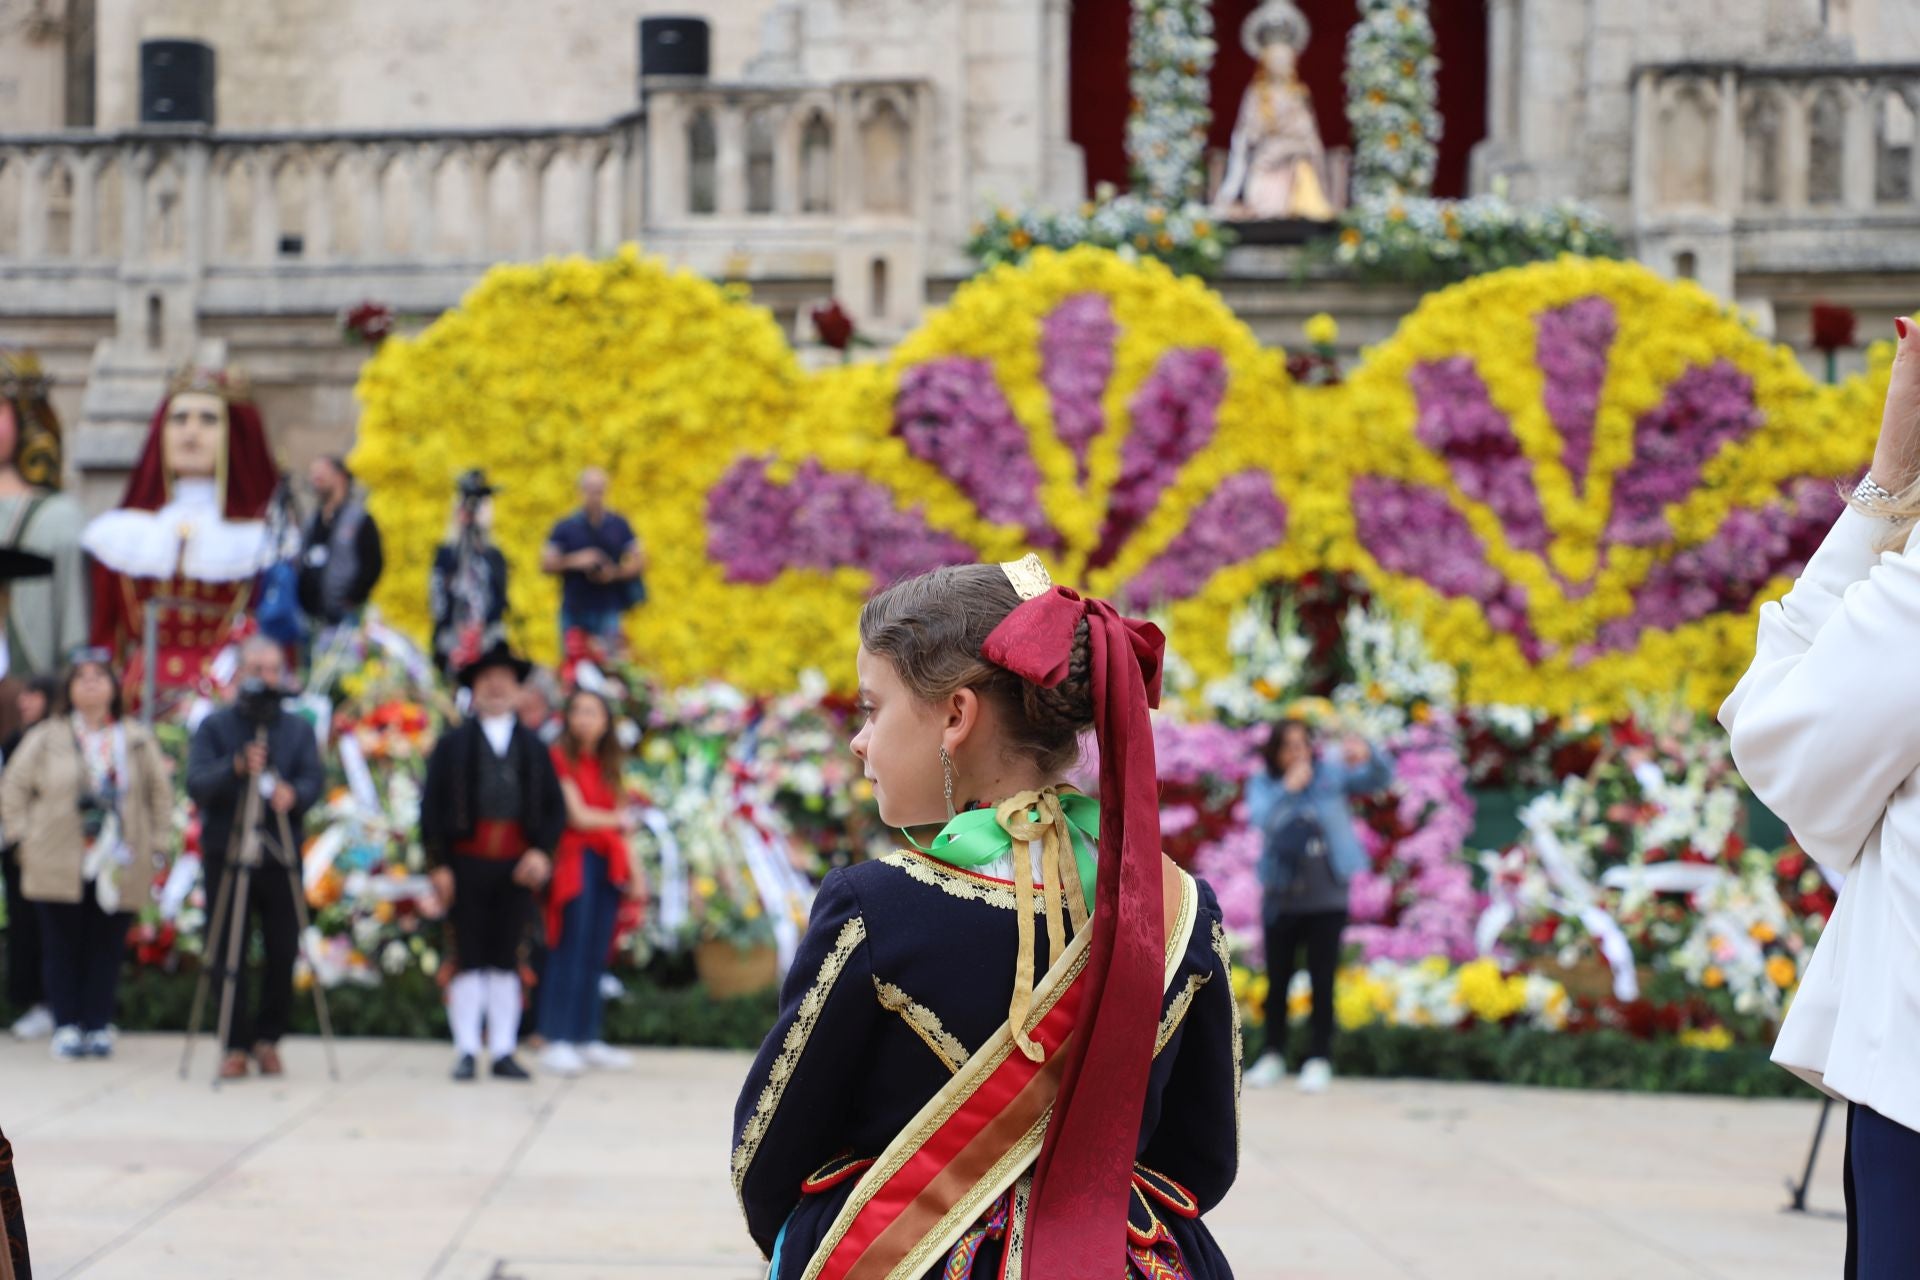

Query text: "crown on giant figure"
[1243, 0, 1311, 55]
[166, 364, 254, 403]
[0, 350, 50, 402]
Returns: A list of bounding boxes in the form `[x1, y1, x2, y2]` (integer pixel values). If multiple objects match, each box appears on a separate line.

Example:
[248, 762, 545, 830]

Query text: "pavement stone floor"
[1, 1034, 1847, 1279]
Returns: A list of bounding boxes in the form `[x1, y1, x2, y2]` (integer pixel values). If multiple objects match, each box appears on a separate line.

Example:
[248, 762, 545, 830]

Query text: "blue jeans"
[538, 852, 620, 1045]
[560, 605, 625, 642]
[1846, 1103, 1920, 1278]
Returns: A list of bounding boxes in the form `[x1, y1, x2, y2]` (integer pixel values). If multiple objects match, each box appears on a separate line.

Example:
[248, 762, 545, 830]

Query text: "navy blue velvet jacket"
[731, 848, 1242, 1279]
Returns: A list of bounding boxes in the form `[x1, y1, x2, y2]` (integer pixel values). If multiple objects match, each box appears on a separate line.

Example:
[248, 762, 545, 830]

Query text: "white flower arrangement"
[1344, 0, 1441, 203]
[1128, 0, 1217, 206]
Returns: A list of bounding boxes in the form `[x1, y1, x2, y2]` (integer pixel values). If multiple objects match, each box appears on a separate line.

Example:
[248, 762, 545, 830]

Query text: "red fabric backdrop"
[1070, 0, 1488, 201]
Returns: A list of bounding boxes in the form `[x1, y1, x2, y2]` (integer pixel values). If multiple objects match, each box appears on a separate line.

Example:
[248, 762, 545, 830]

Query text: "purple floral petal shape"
[1411, 357, 1551, 554]
[893, 357, 1059, 550]
[1604, 360, 1762, 547]
[1577, 477, 1846, 661]
[1535, 296, 1618, 495]
[1119, 470, 1289, 610]
[1091, 348, 1228, 569]
[1041, 293, 1118, 482]
[706, 457, 977, 587]
[1353, 476, 1542, 660]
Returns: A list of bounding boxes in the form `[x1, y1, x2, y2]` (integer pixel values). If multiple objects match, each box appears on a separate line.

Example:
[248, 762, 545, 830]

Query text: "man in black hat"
[421, 641, 563, 1081]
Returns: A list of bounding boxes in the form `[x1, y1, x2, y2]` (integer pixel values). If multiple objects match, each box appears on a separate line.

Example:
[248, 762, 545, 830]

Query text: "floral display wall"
[356, 246, 1889, 721]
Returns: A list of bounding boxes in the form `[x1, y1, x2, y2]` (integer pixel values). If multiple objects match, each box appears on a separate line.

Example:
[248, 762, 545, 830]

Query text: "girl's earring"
[940, 745, 957, 819]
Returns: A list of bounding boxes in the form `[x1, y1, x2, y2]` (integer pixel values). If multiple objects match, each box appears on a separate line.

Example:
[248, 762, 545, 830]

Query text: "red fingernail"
[1900, 317, 1910, 339]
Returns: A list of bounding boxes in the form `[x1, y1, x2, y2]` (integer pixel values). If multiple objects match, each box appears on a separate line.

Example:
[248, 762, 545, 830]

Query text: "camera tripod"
[179, 723, 340, 1088]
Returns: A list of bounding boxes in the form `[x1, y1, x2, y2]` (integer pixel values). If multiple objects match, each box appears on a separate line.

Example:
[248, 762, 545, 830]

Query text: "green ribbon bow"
[906, 791, 1100, 915]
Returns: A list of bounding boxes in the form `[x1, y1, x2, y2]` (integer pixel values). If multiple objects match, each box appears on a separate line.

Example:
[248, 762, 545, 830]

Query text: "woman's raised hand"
[1871, 316, 1920, 492]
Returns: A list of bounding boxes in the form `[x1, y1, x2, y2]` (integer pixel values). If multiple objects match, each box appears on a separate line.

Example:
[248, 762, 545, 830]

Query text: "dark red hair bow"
[981, 585, 1167, 1277]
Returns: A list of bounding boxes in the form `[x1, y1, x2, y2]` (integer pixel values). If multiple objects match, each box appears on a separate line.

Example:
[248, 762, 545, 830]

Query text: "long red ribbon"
[981, 586, 1164, 1277]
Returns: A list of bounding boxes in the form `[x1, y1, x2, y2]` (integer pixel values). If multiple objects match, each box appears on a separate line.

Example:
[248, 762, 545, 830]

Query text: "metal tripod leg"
[179, 856, 240, 1080]
[210, 858, 255, 1091]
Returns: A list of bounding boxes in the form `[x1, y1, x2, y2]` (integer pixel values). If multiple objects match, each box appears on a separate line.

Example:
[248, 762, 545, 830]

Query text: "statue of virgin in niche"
[1214, 1, 1335, 221]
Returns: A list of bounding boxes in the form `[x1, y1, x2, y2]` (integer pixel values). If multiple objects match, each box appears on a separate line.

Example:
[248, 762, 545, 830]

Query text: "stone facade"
[2, 0, 1918, 507]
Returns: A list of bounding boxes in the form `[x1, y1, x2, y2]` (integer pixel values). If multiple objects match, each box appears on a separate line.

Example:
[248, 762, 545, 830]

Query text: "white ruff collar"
[81, 478, 268, 583]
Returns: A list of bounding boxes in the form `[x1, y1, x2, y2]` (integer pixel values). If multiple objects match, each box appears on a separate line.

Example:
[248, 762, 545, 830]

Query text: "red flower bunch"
[342, 301, 396, 346]
[1809, 303, 1857, 354]
[810, 300, 856, 352]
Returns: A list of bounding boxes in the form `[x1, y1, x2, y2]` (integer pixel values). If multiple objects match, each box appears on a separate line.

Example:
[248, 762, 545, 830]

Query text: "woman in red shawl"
[80, 368, 279, 703]
[538, 687, 648, 1077]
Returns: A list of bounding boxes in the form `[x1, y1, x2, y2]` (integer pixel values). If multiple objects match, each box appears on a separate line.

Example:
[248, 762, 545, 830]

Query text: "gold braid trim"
[878, 850, 1057, 913]
[1154, 971, 1213, 1057]
[1210, 920, 1244, 1160]
[730, 916, 867, 1207]
[874, 977, 970, 1074]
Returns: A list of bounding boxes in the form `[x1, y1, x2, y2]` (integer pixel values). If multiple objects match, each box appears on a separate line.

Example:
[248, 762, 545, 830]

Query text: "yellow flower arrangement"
[1299, 256, 1889, 716]
[355, 248, 1885, 713]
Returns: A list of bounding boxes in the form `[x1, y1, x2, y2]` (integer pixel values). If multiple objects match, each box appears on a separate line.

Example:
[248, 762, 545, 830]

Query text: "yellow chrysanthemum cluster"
[1297, 255, 1890, 714]
[352, 248, 808, 687]
[353, 247, 1888, 715]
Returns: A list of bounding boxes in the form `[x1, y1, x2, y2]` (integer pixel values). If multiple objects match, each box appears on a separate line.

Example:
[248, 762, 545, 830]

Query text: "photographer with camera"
[0, 649, 171, 1061]
[430, 469, 510, 677]
[185, 637, 324, 1080]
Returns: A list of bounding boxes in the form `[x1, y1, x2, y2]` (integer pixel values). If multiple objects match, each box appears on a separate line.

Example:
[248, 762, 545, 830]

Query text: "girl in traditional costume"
[732, 557, 1240, 1279]
[80, 369, 278, 701]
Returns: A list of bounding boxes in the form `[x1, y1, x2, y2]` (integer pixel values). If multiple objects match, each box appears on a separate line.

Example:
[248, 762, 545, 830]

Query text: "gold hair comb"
[999, 553, 1053, 601]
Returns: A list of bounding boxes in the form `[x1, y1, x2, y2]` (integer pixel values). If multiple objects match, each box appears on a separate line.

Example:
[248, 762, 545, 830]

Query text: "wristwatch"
[1854, 475, 1898, 513]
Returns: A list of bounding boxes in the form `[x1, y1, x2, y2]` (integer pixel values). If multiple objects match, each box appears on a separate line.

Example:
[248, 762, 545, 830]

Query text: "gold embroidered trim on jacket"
[878, 849, 1056, 914]
[1003, 1172, 1032, 1278]
[1153, 971, 1213, 1058]
[730, 916, 867, 1207]
[1211, 920, 1243, 1157]
[875, 976, 971, 1073]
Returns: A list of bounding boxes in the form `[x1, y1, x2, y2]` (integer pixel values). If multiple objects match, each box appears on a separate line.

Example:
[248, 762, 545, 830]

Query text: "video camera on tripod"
[232, 675, 287, 729]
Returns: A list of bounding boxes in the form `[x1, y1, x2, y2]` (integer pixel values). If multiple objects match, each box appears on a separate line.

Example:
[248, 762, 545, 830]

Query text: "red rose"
[811, 300, 856, 351]
[1776, 849, 1807, 881]
[1810, 302, 1857, 353]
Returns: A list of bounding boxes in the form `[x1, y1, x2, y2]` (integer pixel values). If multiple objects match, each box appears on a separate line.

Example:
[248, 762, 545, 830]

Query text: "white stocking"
[485, 969, 522, 1061]
[448, 971, 485, 1058]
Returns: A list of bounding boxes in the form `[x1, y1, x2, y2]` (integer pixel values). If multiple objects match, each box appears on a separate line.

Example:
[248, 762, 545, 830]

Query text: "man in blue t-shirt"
[540, 468, 645, 651]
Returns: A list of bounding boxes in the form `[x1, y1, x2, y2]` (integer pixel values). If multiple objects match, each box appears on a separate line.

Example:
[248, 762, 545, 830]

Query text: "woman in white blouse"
[1721, 315, 1920, 1277]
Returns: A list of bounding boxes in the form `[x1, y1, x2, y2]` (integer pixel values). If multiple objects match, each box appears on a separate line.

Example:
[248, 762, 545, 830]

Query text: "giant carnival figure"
[81, 368, 279, 704]
[0, 352, 87, 688]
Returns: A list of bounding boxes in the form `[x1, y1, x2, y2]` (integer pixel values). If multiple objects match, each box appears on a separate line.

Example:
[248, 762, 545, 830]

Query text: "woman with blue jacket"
[1243, 717, 1391, 1093]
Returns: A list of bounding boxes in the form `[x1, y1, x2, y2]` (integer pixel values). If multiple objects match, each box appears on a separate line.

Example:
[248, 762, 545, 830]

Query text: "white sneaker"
[1297, 1057, 1333, 1094]
[539, 1042, 586, 1077]
[582, 1041, 633, 1071]
[49, 1025, 84, 1061]
[83, 1029, 115, 1059]
[1244, 1053, 1287, 1089]
[10, 1004, 53, 1040]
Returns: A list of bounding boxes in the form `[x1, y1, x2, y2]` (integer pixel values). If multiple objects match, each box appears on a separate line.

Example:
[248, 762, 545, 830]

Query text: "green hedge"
[3, 956, 1814, 1097]
[1251, 1023, 1815, 1098]
[4, 962, 780, 1051]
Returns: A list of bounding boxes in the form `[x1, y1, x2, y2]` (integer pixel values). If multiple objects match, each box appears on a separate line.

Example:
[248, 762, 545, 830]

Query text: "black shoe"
[452, 1054, 477, 1082]
[491, 1055, 532, 1081]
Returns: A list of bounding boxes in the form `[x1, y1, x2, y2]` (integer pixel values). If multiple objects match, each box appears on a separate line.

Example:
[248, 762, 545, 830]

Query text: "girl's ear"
[942, 686, 982, 751]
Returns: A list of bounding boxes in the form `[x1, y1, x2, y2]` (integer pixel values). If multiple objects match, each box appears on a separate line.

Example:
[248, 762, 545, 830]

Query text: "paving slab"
[0, 1034, 1844, 1280]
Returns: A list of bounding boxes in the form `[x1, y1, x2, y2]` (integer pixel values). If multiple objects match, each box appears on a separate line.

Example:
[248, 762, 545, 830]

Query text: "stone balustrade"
[0, 76, 930, 492]
[1632, 61, 1920, 291]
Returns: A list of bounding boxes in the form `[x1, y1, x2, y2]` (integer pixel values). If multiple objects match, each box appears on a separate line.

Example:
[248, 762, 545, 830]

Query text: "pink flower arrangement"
[1412, 357, 1550, 553]
[1091, 349, 1226, 567]
[1604, 360, 1761, 548]
[706, 457, 974, 585]
[894, 358, 1059, 550]
[1040, 294, 1118, 481]
[1122, 471, 1288, 610]
[1535, 297, 1616, 493]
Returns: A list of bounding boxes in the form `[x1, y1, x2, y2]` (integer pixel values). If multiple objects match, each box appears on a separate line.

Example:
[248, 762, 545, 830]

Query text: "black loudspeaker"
[639, 17, 710, 78]
[140, 39, 216, 125]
